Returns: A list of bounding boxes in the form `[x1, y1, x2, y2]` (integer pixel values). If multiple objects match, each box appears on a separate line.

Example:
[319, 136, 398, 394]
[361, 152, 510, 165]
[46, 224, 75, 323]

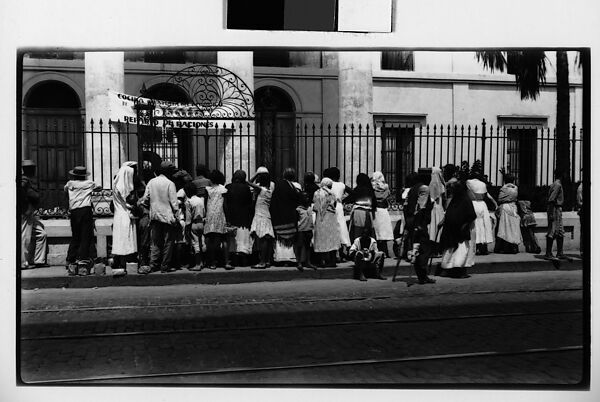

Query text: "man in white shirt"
[139, 161, 179, 273]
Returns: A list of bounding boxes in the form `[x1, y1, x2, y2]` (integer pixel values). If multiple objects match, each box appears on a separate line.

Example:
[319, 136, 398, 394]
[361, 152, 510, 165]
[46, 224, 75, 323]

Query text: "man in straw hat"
[64, 165, 101, 276]
[20, 160, 48, 268]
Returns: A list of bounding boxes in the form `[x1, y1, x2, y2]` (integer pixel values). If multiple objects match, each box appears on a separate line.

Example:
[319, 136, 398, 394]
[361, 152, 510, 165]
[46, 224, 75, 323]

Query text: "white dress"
[330, 181, 351, 246]
[112, 193, 137, 256]
[466, 179, 494, 244]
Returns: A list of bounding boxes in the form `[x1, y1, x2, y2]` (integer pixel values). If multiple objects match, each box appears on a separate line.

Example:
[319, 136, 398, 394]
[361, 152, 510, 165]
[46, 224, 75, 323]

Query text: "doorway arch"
[23, 80, 83, 208]
[141, 82, 195, 175]
[255, 86, 296, 177]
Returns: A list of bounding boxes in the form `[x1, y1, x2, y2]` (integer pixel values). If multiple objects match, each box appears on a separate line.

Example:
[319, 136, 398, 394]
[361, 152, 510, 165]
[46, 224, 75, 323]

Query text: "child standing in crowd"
[295, 191, 316, 270]
[184, 182, 205, 271]
[349, 228, 386, 281]
[517, 189, 542, 254]
[203, 170, 232, 270]
[249, 168, 275, 269]
[173, 187, 190, 269]
[139, 161, 179, 273]
[545, 170, 566, 260]
[64, 166, 100, 276]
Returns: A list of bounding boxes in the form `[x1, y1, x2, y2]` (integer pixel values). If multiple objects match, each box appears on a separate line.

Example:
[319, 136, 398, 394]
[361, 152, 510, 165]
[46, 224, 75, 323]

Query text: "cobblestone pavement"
[19, 270, 586, 385]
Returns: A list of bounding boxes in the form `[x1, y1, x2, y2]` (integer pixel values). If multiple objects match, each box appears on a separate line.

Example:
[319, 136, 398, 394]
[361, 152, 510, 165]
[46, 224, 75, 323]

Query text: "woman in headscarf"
[494, 174, 522, 254]
[403, 175, 436, 284]
[438, 181, 477, 278]
[324, 167, 352, 260]
[111, 161, 139, 276]
[428, 167, 446, 245]
[466, 169, 497, 260]
[371, 171, 394, 257]
[313, 177, 340, 267]
[442, 164, 458, 209]
[270, 168, 303, 268]
[344, 173, 377, 242]
[225, 170, 254, 266]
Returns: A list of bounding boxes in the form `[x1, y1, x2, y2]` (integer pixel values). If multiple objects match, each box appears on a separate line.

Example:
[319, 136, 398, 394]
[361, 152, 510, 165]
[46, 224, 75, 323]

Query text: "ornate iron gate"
[134, 64, 255, 176]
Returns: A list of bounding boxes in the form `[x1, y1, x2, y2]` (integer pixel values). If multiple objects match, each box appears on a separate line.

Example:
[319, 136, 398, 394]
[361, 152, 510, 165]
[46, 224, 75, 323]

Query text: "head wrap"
[429, 167, 446, 201]
[232, 169, 247, 183]
[113, 161, 137, 201]
[371, 171, 388, 192]
[256, 166, 269, 175]
[315, 177, 335, 221]
[319, 177, 333, 189]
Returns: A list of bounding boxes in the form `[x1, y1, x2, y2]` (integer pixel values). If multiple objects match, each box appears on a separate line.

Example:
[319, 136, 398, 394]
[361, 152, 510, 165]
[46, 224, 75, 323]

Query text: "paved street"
[19, 269, 585, 385]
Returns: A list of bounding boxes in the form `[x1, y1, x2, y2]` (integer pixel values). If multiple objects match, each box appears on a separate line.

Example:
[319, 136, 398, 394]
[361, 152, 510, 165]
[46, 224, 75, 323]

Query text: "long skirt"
[335, 203, 351, 246]
[314, 212, 340, 253]
[441, 241, 470, 269]
[112, 206, 137, 256]
[250, 215, 274, 239]
[274, 240, 296, 262]
[497, 203, 522, 245]
[466, 222, 477, 267]
[349, 208, 374, 242]
[230, 227, 253, 254]
[373, 207, 394, 241]
[472, 200, 494, 244]
[429, 201, 445, 242]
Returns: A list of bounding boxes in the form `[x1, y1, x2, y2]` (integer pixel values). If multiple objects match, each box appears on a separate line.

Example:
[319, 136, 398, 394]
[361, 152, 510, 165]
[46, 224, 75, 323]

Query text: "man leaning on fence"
[20, 160, 48, 269]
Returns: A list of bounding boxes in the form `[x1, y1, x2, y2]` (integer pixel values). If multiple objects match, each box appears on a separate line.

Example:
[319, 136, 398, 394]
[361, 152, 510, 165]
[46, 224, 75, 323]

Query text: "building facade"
[20, 49, 583, 209]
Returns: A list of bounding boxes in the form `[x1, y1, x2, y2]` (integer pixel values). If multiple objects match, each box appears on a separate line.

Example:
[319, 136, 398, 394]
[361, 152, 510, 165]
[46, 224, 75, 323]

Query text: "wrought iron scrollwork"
[164, 64, 255, 120]
[91, 189, 114, 217]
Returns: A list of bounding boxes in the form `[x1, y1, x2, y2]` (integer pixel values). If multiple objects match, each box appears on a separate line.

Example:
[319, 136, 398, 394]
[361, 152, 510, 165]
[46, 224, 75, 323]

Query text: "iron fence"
[21, 118, 584, 214]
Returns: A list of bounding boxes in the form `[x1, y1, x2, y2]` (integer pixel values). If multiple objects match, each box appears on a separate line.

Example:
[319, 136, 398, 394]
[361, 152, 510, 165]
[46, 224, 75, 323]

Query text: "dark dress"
[270, 179, 302, 247]
[225, 182, 254, 229]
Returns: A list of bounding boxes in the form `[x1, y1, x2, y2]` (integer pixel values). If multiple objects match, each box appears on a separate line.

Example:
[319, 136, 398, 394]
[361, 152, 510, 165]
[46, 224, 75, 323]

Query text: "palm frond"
[476, 50, 547, 100]
[513, 50, 547, 100]
[475, 51, 506, 73]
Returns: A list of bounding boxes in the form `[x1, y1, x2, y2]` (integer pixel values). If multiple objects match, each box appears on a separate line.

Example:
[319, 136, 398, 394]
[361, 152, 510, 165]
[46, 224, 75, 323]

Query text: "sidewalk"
[20, 252, 583, 290]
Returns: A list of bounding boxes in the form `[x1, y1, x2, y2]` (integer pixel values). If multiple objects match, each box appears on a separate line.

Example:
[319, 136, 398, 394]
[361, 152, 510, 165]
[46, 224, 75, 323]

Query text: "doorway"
[255, 86, 296, 178]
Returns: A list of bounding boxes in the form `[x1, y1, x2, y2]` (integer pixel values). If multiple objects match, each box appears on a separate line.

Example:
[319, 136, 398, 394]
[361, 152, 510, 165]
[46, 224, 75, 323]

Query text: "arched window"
[23, 80, 83, 209]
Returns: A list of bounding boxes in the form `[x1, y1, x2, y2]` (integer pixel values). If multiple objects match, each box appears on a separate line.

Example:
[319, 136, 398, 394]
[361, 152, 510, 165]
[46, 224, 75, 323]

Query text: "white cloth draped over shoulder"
[330, 181, 351, 246]
[111, 161, 138, 256]
[428, 167, 446, 242]
[466, 178, 494, 244]
[497, 183, 522, 244]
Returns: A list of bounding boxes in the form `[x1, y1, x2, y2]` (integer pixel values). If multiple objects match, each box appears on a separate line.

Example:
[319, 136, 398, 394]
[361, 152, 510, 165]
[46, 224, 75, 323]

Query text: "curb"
[20, 258, 583, 290]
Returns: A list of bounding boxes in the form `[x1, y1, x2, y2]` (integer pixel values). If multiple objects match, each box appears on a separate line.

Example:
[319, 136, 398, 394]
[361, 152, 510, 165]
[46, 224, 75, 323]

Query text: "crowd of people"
[19, 158, 575, 283]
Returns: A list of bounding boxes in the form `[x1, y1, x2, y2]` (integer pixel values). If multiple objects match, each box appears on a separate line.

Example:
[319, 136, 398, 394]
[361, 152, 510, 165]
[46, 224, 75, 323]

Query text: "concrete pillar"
[337, 51, 374, 185]
[322, 51, 339, 70]
[217, 51, 255, 180]
[84, 52, 125, 188]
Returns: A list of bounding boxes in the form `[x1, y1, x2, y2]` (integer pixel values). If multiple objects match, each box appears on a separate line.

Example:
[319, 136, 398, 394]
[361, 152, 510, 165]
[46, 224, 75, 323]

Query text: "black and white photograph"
[2, 0, 598, 400]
